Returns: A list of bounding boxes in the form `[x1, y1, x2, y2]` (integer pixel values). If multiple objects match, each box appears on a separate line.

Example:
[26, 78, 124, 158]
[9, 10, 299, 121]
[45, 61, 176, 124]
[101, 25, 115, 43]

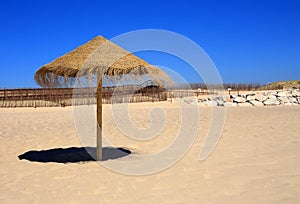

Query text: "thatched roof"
[35, 36, 171, 87]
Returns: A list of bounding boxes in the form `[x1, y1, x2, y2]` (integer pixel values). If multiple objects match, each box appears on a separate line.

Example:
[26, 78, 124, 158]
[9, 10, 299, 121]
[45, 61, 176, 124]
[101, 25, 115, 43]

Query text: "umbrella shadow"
[18, 147, 131, 163]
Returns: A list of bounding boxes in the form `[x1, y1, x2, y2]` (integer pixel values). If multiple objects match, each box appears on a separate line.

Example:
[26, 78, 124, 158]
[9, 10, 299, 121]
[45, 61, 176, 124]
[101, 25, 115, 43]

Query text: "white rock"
[249, 100, 264, 106]
[246, 95, 256, 101]
[197, 91, 300, 106]
[233, 96, 246, 103]
[263, 98, 278, 105]
[198, 98, 207, 103]
[268, 91, 278, 96]
[177, 97, 198, 104]
[292, 90, 300, 97]
[213, 96, 225, 102]
[184, 99, 198, 104]
[255, 94, 268, 102]
[217, 100, 225, 106]
[277, 91, 292, 97]
[287, 96, 297, 104]
[278, 96, 289, 103]
[212, 97, 225, 106]
[269, 95, 278, 100]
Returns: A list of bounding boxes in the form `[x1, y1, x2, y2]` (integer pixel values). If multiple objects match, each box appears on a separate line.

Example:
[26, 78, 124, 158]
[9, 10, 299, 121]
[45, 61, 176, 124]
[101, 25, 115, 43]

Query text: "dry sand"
[0, 102, 299, 203]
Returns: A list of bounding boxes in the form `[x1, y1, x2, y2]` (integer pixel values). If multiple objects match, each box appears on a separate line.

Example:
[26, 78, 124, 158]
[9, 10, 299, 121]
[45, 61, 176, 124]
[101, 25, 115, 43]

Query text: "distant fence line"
[1, 82, 276, 108]
[0, 85, 170, 108]
[0, 88, 206, 108]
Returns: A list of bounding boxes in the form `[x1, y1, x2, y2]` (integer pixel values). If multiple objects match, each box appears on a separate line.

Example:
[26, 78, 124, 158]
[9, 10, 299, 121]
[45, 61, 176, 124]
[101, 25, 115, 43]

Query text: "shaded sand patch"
[18, 147, 131, 163]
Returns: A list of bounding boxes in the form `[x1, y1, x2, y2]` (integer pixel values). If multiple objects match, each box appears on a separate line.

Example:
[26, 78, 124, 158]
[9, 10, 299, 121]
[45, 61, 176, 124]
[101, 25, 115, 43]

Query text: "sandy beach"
[0, 103, 299, 203]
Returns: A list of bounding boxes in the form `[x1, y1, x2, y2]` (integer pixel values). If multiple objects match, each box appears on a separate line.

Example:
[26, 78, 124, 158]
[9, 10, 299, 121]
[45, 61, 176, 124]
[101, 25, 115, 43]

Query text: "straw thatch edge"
[34, 65, 172, 88]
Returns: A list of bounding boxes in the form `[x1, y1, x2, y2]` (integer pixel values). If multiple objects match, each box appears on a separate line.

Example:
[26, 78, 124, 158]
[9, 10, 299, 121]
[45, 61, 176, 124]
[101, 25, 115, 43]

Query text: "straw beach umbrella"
[34, 36, 171, 161]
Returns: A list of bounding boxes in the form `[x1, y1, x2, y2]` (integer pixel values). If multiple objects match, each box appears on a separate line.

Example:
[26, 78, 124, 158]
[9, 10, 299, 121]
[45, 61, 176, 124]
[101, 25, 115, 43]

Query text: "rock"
[231, 94, 237, 99]
[218, 101, 225, 106]
[268, 91, 278, 96]
[212, 96, 225, 106]
[249, 100, 264, 106]
[292, 90, 300, 97]
[213, 100, 224, 106]
[212, 96, 224, 101]
[287, 96, 296, 103]
[278, 96, 289, 104]
[198, 98, 207, 103]
[277, 91, 292, 97]
[194, 89, 300, 107]
[246, 95, 256, 101]
[238, 102, 253, 106]
[269, 95, 278, 100]
[184, 99, 198, 104]
[263, 97, 278, 105]
[233, 96, 246, 103]
[176, 97, 198, 104]
[255, 94, 268, 102]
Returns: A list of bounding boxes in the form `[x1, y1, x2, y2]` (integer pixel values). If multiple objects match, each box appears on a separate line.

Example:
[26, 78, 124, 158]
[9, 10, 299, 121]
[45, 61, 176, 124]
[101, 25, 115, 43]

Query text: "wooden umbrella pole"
[96, 78, 103, 161]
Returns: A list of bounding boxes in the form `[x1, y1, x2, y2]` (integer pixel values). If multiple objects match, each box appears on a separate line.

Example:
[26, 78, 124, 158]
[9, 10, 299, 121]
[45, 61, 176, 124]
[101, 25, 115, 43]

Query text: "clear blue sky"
[0, 0, 299, 88]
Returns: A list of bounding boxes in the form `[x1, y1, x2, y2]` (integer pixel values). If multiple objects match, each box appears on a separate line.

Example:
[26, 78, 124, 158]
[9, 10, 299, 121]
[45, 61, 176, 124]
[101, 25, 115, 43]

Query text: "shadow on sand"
[18, 147, 131, 163]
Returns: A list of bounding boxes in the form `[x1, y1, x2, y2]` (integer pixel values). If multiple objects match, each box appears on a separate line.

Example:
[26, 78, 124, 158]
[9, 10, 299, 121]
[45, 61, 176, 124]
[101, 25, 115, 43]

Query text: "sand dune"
[0, 103, 299, 203]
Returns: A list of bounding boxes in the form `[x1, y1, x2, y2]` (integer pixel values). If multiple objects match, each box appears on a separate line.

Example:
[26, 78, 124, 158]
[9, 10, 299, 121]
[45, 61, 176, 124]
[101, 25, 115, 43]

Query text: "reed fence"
[0, 81, 170, 108]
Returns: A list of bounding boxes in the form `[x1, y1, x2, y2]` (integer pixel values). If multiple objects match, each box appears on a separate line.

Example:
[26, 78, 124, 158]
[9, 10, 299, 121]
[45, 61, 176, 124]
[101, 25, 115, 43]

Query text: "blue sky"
[0, 0, 299, 88]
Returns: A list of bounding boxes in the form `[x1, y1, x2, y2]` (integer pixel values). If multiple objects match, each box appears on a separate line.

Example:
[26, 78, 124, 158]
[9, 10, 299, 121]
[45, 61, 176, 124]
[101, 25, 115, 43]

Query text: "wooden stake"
[97, 79, 103, 161]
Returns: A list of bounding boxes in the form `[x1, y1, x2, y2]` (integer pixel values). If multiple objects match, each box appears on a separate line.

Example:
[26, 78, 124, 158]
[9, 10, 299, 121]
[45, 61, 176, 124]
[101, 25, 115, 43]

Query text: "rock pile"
[178, 89, 300, 106]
